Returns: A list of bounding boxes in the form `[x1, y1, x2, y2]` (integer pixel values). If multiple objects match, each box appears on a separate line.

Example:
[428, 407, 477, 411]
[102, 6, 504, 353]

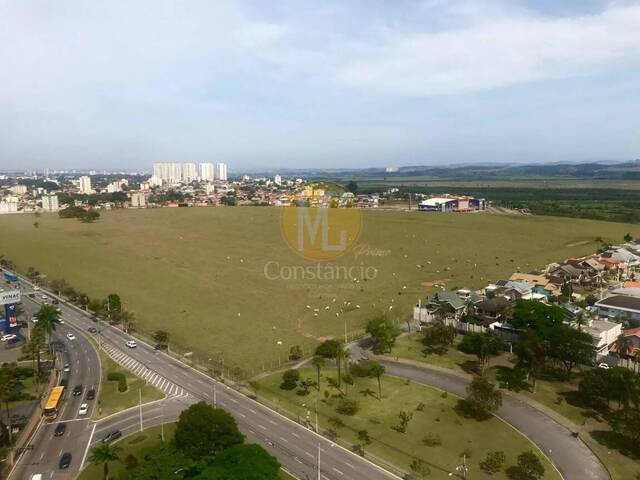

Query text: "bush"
[507, 451, 545, 480]
[107, 372, 127, 392]
[336, 398, 359, 416]
[280, 369, 300, 390]
[480, 451, 506, 475]
[422, 433, 442, 447]
[124, 454, 139, 470]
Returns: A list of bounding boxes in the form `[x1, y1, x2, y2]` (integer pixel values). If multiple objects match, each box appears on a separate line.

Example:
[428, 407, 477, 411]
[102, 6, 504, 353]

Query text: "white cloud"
[339, 3, 640, 95]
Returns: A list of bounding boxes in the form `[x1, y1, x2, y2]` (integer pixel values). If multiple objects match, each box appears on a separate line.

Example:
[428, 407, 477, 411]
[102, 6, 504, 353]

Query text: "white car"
[597, 363, 611, 370]
[31, 316, 39, 323]
[33, 286, 40, 291]
[125, 340, 137, 349]
[63, 363, 71, 372]
[78, 403, 88, 416]
[31, 475, 42, 480]
[41, 295, 48, 301]
[1, 334, 17, 342]
[66, 333, 76, 341]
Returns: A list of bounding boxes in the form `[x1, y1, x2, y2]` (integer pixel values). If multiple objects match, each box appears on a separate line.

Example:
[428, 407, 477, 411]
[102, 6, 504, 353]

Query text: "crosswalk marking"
[101, 343, 188, 398]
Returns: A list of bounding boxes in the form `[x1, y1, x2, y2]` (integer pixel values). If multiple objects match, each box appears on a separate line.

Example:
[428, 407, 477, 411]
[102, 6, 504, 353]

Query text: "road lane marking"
[333, 468, 344, 476]
[80, 423, 97, 469]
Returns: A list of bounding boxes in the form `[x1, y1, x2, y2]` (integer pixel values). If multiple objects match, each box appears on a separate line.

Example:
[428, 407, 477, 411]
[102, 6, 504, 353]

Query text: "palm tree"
[369, 361, 385, 400]
[0, 370, 16, 444]
[35, 304, 60, 355]
[153, 330, 170, 350]
[616, 334, 633, 368]
[335, 348, 346, 389]
[88, 442, 121, 480]
[28, 326, 46, 376]
[312, 356, 325, 391]
[120, 311, 136, 334]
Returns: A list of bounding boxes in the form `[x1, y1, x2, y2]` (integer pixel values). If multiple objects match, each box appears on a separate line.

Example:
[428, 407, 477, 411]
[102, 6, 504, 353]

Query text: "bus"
[43, 386, 65, 421]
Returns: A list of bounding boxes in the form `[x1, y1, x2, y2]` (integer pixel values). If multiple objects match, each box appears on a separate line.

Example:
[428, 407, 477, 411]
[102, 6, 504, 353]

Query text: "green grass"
[0, 208, 637, 374]
[392, 333, 640, 479]
[253, 368, 560, 480]
[96, 352, 164, 418]
[78, 423, 176, 480]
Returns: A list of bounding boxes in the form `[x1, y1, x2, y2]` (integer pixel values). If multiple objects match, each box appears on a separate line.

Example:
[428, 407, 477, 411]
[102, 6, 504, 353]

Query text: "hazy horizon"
[1, 0, 639, 171]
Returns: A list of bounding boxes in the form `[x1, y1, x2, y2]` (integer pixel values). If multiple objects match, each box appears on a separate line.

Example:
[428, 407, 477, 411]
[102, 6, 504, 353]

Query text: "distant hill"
[253, 160, 640, 180]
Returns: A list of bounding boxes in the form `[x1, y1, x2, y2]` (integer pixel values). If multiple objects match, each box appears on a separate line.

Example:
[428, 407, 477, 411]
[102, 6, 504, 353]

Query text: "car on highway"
[31, 474, 42, 480]
[52, 299, 59, 305]
[126, 340, 137, 348]
[598, 362, 611, 370]
[59, 452, 72, 469]
[28, 293, 35, 298]
[54, 423, 66, 437]
[66, 333, 76, 341]
[33, 286, 40, 291]
[1, 334, 17, 342]
[60, 378, 68, 387]
[78, 403, 89, 416]
[102, 430, 122, 443]
[86, 388, 96, 400]
[72, 385, 83, 396]
[31, 316, 38, 323]
[63, 363, 70, 372]
[41, 294, 48, 301]
[88, 327, 97, 333]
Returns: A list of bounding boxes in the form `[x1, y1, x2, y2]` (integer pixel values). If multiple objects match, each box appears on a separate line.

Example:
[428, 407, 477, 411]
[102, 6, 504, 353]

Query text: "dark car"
[52, 299, 59, 305]
[54, 423, 66, 437]
[59, 378, 68, 387]
[28, 293, 35, 298]
[72, 385, 83, 396]
[88, 327, 97, 334]
[102, 430, 122, 443]
[86, 389, 96, 400]
[59, 452, 72, 469]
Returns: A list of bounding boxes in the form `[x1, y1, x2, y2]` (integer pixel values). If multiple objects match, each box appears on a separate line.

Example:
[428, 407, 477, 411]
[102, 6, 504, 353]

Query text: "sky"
[1, 0, 639, 171]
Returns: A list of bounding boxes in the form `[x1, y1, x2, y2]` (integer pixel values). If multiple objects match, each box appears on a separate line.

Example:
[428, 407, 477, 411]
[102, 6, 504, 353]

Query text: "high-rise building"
[130, 192, 146, 208]
[274, 174, 282, 186]
[153, 163, 200, 183]
[200, 163, 215, 182]
[215, 163, 228, 181]
[41, 193, 59, 212]
[79, 176, 93, 194]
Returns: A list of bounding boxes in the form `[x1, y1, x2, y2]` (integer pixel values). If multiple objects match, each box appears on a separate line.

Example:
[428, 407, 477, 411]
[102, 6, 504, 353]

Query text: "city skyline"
[1, 0, 639, 170]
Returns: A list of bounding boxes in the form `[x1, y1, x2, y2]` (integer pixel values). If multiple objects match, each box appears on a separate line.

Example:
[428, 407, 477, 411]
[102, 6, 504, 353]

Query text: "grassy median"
[253, 367, 561, 480]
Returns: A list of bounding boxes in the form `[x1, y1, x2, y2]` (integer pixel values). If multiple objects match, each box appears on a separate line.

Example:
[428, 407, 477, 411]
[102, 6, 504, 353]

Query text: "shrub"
[480, 451, 506, 475]
[107, 372, 127, 392]
[336, 398, 359, 416]
[124, 454, 139, 470]
[280, 369, 300, 390]
[422, 433, 442, 447]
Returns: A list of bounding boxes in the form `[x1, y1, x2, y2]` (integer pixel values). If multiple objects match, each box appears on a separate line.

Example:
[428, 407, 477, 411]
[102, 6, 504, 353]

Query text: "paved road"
[6, 275, 402, 480]
[9, 293, 101, 480]
[349, 338, 608, 480]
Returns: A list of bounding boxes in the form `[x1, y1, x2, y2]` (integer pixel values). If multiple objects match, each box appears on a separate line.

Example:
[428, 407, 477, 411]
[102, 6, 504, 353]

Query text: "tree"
[560, 282, 573, 302]
[315, 339, 342, 359]
[0, 370, 17, 444]
[510, 451, 545, 480]
[511, 300, 564, 338]
[480, 450, 506, 475]
[280, 369, 300, 390]
[422, 323, 456, 355]
[459, 332, 503, 373]
[153, 330, 170, 350]
[369, 361, 385, 400]
[514, 330, 546, 392]
[615, 333, 632, 361]
[194, 444, 280, 480]
[578, 368, 611, 409]
[624, 233, 633, 243]
[288, 345, 302, 361]
[366, 314, 400, 354]
[345, 181, 359, 194]
[464, 376, 502, 419]
[126, 443, 193, 479]
[49, 279, 69, 296]
[408, 459, 431, 479]
[88, 442, 121, 480]
[357, 430, 371, 453]
[80, 210, 100, 223]
[26, 326, 46, 375]
[548, 325, 595, 380]
[119, 310, 136, 333]
[173, 402, 244, 459]
[312, 356, 325, 391]
[608, 367, 639, 410]
[106, 294, 122, 321]
[35, 304, 60, 354]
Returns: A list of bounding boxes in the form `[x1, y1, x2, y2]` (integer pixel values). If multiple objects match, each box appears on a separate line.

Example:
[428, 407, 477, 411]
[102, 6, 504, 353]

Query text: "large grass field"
[253, 368, 560, 480]
[0, 208, 637, 374]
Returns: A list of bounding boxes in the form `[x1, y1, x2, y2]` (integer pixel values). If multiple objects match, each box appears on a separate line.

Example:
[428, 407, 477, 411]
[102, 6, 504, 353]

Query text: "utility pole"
[344, 317, 348, 344]
[138, 388, 143, 432]
[161, 401, 164, 442]
[213, 382, 217, 407]
[317, 442, 321, 480]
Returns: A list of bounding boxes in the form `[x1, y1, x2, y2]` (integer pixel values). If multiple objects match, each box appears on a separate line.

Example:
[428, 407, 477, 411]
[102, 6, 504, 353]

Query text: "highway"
[6, 276, 402, 480]
[9, 293, 101, 480]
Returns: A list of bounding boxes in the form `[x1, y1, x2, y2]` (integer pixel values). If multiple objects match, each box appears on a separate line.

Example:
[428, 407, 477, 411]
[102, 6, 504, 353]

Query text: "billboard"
[0, 290, 21, 305]
[5, 303, 17, 328]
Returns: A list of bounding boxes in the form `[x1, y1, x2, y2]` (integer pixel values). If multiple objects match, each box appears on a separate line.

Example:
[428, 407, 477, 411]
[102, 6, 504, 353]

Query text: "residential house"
[580, 319, 622, 359]
[509, 272, 561, 297]
[414, 291, 467, 324]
